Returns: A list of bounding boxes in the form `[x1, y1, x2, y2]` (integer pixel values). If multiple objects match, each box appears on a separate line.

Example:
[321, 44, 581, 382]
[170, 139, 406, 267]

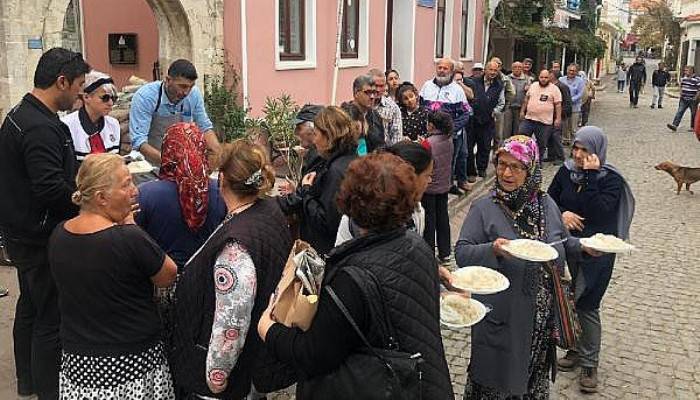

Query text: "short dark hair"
[427, 110, 454, 137]
[34, 48, 90, 89]
[167, 59, 198, 80]
[385, 141, 432, 175]
[385, 69, 399, 79]
[337, 153, 417, 232]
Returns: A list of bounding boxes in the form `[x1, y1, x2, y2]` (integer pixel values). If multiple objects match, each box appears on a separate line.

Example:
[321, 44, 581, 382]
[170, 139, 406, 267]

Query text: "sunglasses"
[99, 94, 118, 103]
[361, 89, 378, 96]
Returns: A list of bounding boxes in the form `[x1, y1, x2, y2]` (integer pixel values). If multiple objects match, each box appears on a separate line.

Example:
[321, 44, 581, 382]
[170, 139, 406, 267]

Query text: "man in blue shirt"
[559, 63, 586, 145]
[129, 59, 220, 165]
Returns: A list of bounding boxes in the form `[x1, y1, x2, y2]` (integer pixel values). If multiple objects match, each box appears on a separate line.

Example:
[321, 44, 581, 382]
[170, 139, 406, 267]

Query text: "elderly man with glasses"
[341, 75, 386, 155]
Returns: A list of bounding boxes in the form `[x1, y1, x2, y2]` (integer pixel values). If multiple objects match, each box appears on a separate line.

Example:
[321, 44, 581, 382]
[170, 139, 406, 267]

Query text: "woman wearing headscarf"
[548, 126, 634, 393]
[455, 135, 599, 399]
[170, 140, 292, 399]
[136, 122, 226, 268]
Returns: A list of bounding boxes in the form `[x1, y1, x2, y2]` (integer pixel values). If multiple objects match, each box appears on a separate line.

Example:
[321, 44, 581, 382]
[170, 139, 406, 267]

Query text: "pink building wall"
[233, 0, 386, 116]
[81, 0, 159, 89]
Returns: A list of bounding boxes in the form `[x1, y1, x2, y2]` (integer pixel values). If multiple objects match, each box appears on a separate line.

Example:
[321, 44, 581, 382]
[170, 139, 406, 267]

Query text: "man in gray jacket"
[504, 61, 531, 138]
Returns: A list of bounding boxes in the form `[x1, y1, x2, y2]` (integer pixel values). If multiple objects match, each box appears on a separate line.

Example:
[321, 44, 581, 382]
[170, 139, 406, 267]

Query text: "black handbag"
[299, 270, 424, 400]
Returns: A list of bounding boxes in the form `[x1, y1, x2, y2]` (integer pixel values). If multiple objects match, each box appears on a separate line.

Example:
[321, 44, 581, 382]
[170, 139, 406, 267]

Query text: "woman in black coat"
[259, 152, 454, 400]
[548, 126, 634, 393]
[277, 106, 357, 255]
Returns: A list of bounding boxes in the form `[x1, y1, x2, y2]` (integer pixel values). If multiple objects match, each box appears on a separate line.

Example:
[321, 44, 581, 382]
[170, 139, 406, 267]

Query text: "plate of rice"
[502, 239, 558, 262]
[580, 233, 635, 254]
[451, 266, 509, 295]
[440, 294, 487, 329]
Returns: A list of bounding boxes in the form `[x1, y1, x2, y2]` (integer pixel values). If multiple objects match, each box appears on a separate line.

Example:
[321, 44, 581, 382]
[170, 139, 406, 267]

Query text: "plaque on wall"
[108, 33, 137, 65]
[417, 0, 435, 7]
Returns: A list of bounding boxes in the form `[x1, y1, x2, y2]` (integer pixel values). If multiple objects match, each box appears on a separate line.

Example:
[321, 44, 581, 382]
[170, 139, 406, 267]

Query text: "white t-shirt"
[335, 204, 426, 247]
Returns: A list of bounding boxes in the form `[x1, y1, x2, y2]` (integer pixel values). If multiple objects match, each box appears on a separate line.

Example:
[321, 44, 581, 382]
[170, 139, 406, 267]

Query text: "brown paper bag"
[271, 240, 319, 331]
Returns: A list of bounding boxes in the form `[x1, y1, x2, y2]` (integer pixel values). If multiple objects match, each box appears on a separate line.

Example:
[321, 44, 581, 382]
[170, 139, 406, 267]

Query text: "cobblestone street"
[1, 73, 700, 399]
[444, 75, 700, 399]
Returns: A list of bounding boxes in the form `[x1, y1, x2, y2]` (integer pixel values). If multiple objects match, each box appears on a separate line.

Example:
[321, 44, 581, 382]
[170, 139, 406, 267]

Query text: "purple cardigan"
[425, 134, 454, 195]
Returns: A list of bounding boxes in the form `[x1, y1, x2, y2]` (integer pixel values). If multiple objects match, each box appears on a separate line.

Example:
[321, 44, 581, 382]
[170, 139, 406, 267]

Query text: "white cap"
[472, 63, 484, 70]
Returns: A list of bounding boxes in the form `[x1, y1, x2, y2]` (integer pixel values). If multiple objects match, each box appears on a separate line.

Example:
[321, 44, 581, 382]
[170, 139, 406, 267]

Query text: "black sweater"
[0, 94, 79, 244]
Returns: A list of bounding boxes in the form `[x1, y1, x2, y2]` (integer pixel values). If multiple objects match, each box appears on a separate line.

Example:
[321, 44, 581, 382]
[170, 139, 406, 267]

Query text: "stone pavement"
[2, 76, 700, 399]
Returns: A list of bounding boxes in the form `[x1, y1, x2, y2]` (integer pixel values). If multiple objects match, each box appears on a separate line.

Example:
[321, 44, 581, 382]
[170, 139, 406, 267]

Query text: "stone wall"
[0, 0, 224, 118]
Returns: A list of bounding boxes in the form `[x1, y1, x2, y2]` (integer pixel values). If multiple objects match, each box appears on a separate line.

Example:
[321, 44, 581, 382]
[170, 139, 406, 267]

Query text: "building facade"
[675, 0, 700, 70]
[0, 0, 488, 118]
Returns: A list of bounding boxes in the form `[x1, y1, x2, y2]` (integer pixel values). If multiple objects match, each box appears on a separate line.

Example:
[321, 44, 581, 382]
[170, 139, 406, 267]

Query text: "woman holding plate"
[455, 135, 597, 399]
[548, 126, 634, 393]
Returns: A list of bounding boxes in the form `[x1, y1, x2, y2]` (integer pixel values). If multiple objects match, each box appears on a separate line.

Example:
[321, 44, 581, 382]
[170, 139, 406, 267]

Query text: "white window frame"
[434, 0, 454, 61]
[459, 0, 476, 61]
[275, 0, 317, 70]
[338, 0, 370, 68]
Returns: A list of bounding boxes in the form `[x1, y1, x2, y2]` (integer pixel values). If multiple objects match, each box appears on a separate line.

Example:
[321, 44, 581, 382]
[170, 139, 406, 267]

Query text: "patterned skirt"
[59, 341, 175, 400]
[464, 266, 554, 400]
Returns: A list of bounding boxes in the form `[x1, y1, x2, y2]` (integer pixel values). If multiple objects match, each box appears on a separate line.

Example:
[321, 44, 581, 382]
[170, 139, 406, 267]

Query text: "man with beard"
[551, 61, 563, 79]
[0, 47, 90, 399]
[546, 69, 572, 164]
[129, 59, 221, 166]
[463, 61, 505, 180]
[419, 58, 472, 194]
[518, 69, 562, 159]
[626, 57, 647, 108]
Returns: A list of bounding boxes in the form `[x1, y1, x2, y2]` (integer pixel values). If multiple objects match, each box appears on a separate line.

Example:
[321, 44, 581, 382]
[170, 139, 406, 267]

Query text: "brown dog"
[655, 161, 700, 195]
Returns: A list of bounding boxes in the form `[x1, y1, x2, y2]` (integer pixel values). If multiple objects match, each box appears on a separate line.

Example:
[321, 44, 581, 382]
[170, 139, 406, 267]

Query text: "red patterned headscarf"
[159, 122, 210, 231]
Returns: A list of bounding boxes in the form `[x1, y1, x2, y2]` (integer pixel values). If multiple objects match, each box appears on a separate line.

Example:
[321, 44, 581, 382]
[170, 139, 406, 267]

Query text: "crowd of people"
[0, 47, 634, 400]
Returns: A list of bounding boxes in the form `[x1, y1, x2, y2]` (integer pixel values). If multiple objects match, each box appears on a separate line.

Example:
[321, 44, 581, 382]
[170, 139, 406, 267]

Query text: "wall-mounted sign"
[108, 33, 137, 65]
[27, 38, 43, 49]
[417, 0, 435, 8]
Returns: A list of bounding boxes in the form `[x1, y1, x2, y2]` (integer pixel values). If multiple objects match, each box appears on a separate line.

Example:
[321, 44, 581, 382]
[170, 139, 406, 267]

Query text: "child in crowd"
[397, 82, 429, 141]
[422, 111, 455, 264]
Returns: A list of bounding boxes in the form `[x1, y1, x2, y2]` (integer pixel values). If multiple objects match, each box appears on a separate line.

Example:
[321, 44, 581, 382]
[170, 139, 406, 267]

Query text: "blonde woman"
[61, 70, 121, 161]
[48, 153, 177, 399]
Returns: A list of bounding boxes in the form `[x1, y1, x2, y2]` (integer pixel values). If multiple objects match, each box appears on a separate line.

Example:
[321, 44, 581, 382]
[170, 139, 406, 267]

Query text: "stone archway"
[41, 0, 223, 79]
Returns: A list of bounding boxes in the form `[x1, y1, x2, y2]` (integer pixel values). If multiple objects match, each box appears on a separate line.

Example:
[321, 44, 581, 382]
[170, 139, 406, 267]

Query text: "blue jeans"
[452, 131, 468, 185]
[672, 98, 697, 128]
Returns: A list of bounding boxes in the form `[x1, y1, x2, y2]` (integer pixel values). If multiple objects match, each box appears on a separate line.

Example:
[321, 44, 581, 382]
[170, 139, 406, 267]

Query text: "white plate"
[440, 295, 487, 329]
[452, 266, 510, 295]
[580, 234, 635, 254]
[502, 239, 559, 262]
[127, 160, 154, 174]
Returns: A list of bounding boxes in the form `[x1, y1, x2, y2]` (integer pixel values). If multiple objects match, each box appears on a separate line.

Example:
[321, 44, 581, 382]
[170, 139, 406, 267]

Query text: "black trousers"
[8, 241, 60, 399]
[467, 120, 495, 176]
[629, 81, 641, 105]
[422, 193, 451, 259]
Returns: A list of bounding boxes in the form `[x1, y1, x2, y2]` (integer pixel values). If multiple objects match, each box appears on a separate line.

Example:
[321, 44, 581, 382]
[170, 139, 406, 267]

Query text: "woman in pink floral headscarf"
[454, 135, 600, 399]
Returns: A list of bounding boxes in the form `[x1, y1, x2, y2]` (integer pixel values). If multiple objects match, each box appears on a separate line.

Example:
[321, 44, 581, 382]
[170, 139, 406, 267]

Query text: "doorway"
[386, 0, 415, 82]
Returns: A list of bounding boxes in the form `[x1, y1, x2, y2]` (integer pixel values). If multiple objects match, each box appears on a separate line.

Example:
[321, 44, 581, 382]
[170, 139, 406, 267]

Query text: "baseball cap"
[472, 63, 484, 70]
[294, 104, 324, 125]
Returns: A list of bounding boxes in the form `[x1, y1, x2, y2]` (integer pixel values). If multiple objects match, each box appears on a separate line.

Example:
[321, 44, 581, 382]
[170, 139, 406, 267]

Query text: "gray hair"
[353, 75, 374, 93]
[367, 68, 384, 78]
[436, 58, 455, 70]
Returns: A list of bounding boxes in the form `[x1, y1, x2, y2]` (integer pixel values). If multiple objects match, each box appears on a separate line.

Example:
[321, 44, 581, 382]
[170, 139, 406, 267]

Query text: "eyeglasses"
[99, 94, 118, 103]
[361, 89, 378, 97]
[496, 160, 528, 173]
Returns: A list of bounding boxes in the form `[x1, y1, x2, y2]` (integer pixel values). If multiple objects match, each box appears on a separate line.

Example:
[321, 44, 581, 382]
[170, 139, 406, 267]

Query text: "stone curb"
[447, 174, 496, 218]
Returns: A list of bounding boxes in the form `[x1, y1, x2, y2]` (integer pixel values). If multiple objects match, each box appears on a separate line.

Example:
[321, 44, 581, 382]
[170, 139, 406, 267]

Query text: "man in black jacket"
[464, 61, 504, 181]
[651, 62, 671, 109]
[626, 57, 647, 108]
[546, 69, 572, 164]
[0, 48, 89, 399]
